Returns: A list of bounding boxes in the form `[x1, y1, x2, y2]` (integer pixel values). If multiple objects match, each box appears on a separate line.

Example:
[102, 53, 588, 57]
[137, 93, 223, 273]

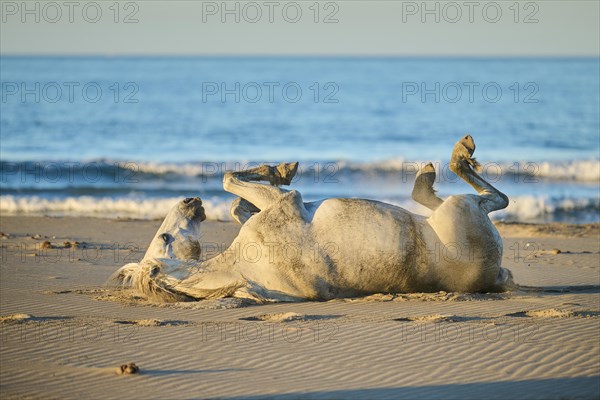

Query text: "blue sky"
[1, 1, 598, 56]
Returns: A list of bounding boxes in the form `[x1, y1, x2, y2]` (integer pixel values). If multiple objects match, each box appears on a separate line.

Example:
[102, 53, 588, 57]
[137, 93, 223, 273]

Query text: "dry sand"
[0, 216, 599, 399]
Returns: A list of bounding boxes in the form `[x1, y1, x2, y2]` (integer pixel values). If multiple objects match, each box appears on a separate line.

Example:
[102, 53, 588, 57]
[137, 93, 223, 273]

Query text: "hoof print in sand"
[115, 362, 140, 375]
[240, 312, 341, 323]
[0, 313, 33, 324]
[394, 314, 454, 323]
[394, 314, 484, 323]
[115, 319, 188, 327]
[39, 240, 86, 250]
[505, 309, 600, 319]
[241, 312, 307, 322]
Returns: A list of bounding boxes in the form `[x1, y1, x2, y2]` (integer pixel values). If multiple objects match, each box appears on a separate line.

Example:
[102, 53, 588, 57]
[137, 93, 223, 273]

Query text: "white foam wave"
[338, 159, 600, 182]
[0, 195, 233, 221]
[532, 160, 600, 182]
[1, 194, 597, 222]
[494, 195, 600, 221]
[3, 158, 597, 183]
[116, 160, 277, 177]
[381, 195, 599, 222]
[117, 158, 600, 182]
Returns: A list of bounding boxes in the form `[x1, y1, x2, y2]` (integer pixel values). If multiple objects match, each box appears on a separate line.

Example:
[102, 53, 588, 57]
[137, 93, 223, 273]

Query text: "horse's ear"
[108, 262, 140, 286]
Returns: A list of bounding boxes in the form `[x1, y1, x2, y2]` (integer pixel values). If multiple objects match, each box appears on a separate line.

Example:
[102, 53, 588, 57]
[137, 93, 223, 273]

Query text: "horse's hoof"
[451, 135, 481, 172]
[416, 162, 437, 186]
[276, 162, 299, 185]
[460, 134, 476, 155]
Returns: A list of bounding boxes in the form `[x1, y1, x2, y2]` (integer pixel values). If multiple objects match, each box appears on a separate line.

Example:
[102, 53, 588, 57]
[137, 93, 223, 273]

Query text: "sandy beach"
[3, 1, 599, 398]
[0, 216, 598, 399]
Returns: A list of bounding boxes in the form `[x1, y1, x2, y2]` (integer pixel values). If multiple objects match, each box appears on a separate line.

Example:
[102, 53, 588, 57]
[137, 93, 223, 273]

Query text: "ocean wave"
[495, 196, 600, 222]
[108, 158, 600, 182]
[384, 196, 600, 222]
[335, 159, 600, 182]
[0, 195, 233, 221]
[1, 194, 597, 223]
[2, 159, 598, 184]
[533, 160, 600, 182]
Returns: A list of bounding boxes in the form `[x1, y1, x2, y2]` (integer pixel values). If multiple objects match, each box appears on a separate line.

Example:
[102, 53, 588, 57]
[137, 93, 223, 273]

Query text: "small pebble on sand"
[115, 362, 140, 375]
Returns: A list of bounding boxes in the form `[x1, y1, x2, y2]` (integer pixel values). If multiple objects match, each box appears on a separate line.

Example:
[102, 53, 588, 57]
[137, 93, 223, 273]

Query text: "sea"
[1, 56, 598, 223]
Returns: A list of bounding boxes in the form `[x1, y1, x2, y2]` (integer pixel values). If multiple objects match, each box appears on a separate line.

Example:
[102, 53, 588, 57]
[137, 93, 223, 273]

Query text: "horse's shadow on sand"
[518, 284, 600, 294]
[221, 376, 599, 400]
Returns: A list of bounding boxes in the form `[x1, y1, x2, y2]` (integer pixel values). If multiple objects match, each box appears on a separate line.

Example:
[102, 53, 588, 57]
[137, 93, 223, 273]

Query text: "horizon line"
[1, 53, 599, 59]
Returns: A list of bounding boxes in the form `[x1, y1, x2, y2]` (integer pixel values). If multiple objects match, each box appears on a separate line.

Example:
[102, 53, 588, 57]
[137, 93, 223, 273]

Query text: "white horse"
[112, 135, 513, 302]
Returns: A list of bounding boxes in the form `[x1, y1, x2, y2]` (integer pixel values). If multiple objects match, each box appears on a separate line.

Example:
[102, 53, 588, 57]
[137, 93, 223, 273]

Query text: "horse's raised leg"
[450, 135, 509, 212]
[230, 197, 261, 224]
[223, 162, 299, 211]
[412, 162, 444, 211]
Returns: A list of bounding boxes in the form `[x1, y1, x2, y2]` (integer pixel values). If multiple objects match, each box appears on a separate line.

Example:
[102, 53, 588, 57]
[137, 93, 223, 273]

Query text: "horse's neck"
[200, 252, 231, 271]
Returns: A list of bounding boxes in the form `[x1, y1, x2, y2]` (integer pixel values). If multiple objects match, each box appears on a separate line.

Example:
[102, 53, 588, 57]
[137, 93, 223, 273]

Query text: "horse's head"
[110, 197, 206, 301]
[143, 197, 205, 261]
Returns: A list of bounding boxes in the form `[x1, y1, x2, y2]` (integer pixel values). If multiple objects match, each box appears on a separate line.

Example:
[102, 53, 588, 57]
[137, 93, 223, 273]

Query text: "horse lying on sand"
[112, 135, 514, 302]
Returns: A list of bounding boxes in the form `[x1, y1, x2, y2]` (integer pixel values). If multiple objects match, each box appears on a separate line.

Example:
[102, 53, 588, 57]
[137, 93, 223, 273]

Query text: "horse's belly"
[309, 199, 430, 293]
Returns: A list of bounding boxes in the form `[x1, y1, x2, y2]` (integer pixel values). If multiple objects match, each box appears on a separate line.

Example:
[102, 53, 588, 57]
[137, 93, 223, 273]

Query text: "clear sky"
[1, 0, 599, 56]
